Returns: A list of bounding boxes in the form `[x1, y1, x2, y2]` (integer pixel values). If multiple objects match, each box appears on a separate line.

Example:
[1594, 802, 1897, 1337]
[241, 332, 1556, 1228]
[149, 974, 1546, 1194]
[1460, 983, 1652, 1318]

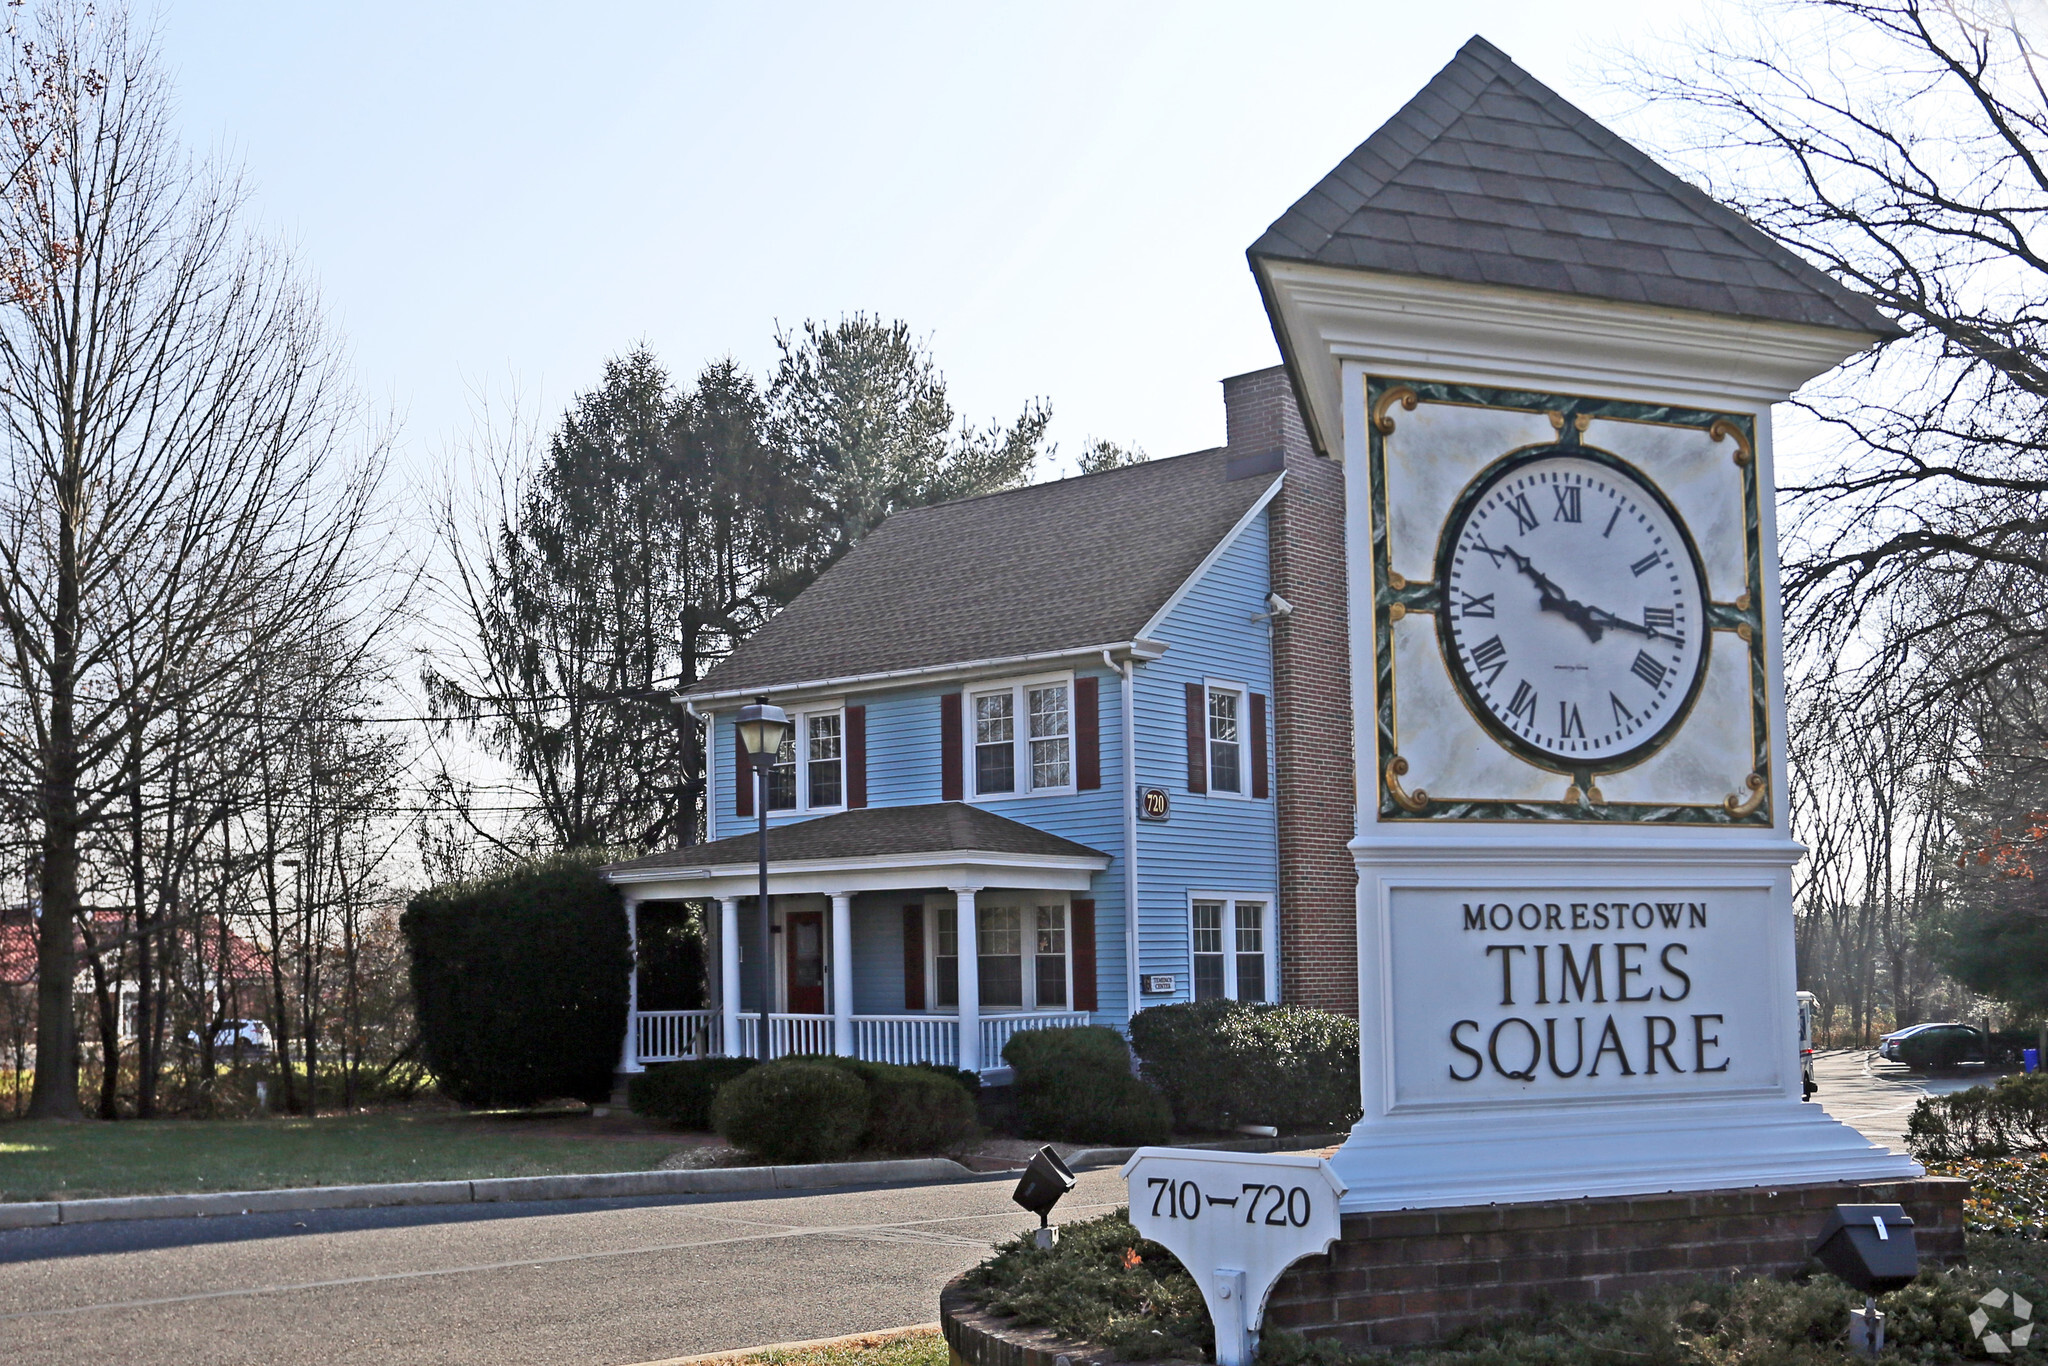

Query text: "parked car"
[1878, 1021, 1989, 1071]
[189, 1018, 273, 1058]
[1797, 990, 1818, 1099]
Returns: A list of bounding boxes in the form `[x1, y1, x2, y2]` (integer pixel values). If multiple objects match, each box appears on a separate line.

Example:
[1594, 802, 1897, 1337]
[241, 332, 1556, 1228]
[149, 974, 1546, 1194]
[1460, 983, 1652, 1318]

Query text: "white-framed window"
[1205, 681, 1247, 796]
[967, 674, 1073, 799]
[765, 706, 845, 813]
[930, 898, 1071, 1010]
[1191, 894, 1271, 1002]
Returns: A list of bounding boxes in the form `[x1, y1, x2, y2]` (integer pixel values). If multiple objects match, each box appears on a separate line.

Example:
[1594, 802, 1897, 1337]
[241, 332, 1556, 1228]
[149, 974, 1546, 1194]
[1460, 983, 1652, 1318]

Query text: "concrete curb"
[1062, 1130, 1350, 1170]
[0, 1157, 979, 1229]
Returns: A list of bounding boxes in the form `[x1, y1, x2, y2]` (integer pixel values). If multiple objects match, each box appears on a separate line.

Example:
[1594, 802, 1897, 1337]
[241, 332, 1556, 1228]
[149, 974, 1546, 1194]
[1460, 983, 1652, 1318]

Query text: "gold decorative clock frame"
[1366, 376, 1771, 826]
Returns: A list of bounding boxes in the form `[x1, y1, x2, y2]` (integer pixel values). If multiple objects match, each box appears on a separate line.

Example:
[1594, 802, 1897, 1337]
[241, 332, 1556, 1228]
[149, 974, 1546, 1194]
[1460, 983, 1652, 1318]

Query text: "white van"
[1797, 991, 1818, 1099]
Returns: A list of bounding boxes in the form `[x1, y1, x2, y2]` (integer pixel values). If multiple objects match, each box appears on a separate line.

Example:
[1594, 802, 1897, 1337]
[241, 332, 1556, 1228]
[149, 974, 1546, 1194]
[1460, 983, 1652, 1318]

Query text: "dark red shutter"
[733, 719, 753, 817]
[1250, 692, 1269, 800]
[1071, 900, 1097, 1012]
[903, 906, 925, 1009]
[1184, 683, 1207, 793]
[845, 705, 867, 808]
[940, 693, 963, 801]
[1075, 676, 1100, 791]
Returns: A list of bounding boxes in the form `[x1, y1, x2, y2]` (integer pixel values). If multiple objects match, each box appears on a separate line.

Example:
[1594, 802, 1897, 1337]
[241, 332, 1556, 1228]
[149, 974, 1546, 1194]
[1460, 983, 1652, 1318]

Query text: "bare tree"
[1628, 0, 2048, 698]
[0, 5, 384, 1119]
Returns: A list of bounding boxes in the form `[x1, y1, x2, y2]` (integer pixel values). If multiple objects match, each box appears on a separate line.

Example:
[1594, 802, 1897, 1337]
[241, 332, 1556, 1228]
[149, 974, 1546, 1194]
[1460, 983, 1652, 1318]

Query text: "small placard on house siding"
[1144, 974, 1177, 994]
[1138, 786, 1171, 822]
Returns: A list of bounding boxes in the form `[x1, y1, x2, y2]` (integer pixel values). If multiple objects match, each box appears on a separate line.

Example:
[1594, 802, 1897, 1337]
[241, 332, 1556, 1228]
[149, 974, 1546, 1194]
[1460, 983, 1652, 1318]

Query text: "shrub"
[1908, 1071, 2048, 1161]
[402, 856, 630, 1107]
[1004, 1026, 1171, 1146]
[712, 1058, 868, 1163]
[1128, 999, 1361, 1133]
[961, 1209, 1209, 1360]
[814, 1057, 980, 1154]
[629, 1057, 758, 1130]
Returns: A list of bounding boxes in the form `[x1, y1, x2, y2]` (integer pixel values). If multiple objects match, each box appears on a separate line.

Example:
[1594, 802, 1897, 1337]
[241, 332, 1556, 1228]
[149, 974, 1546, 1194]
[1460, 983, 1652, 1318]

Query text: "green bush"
[910, 1061, 982, 1098]
[1128, 999, 1361, 1133]
[711, 1058, 868, 1162]
[813, 1057, 980, 1155]
[962, 1210, 1209, 1360]
[402, 856, 631, 1107]
[629, 1057, 758, 1130]
[1908, 1071, 2048, 1161]
[1004, 1026, 1171, 1146]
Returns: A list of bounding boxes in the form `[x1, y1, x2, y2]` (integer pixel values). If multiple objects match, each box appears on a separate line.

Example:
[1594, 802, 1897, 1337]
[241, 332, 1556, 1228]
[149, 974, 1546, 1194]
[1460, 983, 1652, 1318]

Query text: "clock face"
[1434, 448, 1710, 771]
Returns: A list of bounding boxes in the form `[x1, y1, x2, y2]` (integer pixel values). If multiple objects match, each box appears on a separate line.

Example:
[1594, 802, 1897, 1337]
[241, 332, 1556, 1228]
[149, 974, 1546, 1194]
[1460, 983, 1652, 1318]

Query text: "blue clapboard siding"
[693, 498, 1278, 1028]
[1132, 506, 1279, 1004]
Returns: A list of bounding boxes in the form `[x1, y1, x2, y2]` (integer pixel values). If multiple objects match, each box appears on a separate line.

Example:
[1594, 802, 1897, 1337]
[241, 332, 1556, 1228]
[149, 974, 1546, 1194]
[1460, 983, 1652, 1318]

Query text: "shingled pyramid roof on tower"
[1250, 36, 1897, 338]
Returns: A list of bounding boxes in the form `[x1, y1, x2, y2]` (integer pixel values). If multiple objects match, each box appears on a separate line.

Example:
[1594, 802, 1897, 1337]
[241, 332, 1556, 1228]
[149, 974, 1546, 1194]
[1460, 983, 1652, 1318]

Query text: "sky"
[149, 0, 1718, 487]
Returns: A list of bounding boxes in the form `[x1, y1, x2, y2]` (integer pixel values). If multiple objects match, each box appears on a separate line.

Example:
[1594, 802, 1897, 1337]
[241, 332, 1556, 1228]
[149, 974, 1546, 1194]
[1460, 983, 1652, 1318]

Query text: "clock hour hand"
[1501, 545, 1604, 643]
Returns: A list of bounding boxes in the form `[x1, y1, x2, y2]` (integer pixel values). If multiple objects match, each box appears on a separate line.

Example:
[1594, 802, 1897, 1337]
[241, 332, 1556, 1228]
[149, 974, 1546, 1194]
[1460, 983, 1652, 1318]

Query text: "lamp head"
[735, 698, 792, 770]
[1011, 1145, 1077, 1229]
[1812, 1204, 1919, 1296]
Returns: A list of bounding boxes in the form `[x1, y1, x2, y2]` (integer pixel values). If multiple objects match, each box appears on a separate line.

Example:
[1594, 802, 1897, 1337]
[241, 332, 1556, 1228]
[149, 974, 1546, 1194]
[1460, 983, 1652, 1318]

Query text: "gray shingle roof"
[604, 802, 1108, 873]
[687, 445, 1276, 698]
[1250, 36, 1898, 337]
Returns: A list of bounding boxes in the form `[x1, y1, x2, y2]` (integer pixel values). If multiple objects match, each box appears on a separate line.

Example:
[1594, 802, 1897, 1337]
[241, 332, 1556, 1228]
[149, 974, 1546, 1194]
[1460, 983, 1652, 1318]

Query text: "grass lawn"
[729, 1329, 943, 1366]
[0, 1110, 691, 1202]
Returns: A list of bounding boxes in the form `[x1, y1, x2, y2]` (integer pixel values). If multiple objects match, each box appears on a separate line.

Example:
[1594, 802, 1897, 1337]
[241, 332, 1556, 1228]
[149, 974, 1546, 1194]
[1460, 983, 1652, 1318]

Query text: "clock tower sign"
[1250, 37, 1919, 1210]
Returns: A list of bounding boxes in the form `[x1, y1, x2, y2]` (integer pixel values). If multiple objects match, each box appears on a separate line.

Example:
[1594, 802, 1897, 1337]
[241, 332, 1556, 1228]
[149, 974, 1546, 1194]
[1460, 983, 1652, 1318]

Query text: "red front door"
[785, 911, 826, 1014]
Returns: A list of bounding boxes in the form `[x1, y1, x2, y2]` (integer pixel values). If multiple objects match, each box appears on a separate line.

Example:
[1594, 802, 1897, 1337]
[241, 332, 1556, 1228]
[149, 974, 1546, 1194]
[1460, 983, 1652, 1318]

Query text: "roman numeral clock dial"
[1436, 451, 1708, 772]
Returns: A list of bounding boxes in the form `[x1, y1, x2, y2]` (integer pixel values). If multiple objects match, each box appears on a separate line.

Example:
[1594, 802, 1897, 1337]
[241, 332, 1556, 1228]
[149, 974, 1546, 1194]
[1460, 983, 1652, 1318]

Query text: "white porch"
[629, 1008, 1090, 1074]
[604, 802, 1115, 1080]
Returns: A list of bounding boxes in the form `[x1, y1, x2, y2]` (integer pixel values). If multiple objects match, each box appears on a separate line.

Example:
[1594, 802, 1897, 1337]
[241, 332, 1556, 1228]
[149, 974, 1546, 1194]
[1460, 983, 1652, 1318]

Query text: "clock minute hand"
[1580, 603, 1661, 641]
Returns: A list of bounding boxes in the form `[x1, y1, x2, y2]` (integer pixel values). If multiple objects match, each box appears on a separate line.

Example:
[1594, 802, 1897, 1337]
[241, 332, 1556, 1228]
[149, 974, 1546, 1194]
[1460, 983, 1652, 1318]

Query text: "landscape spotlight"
[1813, 1204, 1918, 1356]
[1012, 1145, 1077, 1230]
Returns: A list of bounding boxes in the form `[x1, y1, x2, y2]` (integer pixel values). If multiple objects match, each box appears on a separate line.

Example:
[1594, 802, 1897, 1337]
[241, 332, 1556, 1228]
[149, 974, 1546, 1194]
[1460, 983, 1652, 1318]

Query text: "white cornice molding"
[606, 846, 1111, 900]
[1137, 474, 1284, 641]
[1256, 259, 1887, 453]
[687, 639, 1170, 711]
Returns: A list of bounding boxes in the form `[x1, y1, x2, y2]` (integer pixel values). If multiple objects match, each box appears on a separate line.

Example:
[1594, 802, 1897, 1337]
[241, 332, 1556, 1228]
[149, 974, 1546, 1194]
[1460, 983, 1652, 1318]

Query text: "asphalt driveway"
[1809, 1046, 1998, 1152]
[0, 1168, 1128, 1366]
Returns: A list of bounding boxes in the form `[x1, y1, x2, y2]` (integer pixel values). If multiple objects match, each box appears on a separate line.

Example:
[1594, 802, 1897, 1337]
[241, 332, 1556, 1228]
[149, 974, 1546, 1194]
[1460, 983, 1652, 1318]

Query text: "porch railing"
[634, 1009, 1091, 1073]
[982, 1012, 1090, 1068]
[636, 1009, 720, 1063]
[853, 1015, 959, 1067]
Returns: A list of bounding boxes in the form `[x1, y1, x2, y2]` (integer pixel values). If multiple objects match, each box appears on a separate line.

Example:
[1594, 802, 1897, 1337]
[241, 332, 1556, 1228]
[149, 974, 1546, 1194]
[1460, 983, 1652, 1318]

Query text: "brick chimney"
[1222, 366, 1358, 1017]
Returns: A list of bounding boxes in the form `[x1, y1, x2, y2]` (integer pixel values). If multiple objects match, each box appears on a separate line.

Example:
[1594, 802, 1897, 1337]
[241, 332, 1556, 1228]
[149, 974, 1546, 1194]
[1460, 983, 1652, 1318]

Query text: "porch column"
[618, 895, 642, 1074]
[719, 897, 742, 1058]
[953, 886, 981, 1072]
[830, 892, 854, 1056]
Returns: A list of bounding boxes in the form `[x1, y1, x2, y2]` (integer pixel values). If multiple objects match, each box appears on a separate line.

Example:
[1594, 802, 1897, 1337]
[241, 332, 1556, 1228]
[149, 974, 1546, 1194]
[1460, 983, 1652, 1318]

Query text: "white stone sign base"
[1122, 1149, 1347, 1366]
[1333, 838, 1920, 1212]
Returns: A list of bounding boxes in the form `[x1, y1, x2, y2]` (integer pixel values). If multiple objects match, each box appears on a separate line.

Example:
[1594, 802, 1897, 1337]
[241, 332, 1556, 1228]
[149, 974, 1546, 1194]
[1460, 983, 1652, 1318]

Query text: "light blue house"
[605, 443, 1286, 1078]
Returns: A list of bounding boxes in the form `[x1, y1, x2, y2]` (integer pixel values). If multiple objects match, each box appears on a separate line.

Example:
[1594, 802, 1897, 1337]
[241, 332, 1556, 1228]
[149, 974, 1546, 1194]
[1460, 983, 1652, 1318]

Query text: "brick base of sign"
[939, 1277, 1201, 1366]
[1264, 1176, 1969, 1350]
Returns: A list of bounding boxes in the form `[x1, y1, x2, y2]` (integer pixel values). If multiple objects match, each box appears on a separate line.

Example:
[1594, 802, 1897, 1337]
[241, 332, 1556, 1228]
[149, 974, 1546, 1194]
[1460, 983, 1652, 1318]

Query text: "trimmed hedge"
[707, 1055, 980, 1160]
[1128, 999, 1360, 1133]
[402, 856, 631, 1107]
[1004, 1026, 1172, 1146]
[712, 1059, 869, 1162]
[629, 1057, 759, 1130]
[822, 1057, 980, 1154]
[1907, 1072, 2048, 1161]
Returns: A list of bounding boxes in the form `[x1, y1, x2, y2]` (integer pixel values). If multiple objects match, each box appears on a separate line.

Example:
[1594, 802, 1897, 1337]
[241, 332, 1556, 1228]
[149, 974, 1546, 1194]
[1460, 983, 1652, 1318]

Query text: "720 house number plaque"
[1123, 1150, 1346, 1366]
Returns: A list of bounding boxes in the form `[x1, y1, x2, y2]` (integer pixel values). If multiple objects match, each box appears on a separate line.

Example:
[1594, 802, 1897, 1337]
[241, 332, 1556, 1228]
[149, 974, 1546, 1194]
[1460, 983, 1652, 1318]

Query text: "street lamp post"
[735, 698, 792, 1061]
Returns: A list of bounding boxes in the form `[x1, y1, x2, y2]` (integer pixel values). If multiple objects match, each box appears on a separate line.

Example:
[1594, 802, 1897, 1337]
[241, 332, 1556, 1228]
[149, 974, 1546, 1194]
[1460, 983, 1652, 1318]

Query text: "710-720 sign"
[1122, 1149, 1346, 1366]
[1144, 1173, 1317, 1227]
